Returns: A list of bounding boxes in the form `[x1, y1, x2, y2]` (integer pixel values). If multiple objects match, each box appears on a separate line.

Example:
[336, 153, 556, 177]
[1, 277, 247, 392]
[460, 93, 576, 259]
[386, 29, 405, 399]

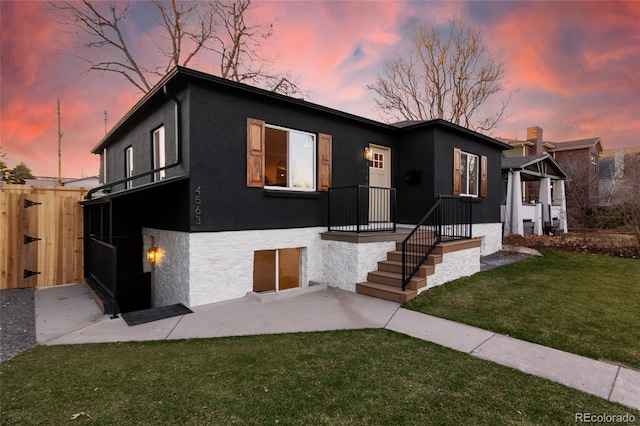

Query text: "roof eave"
[398, 119, 512, 150]
[91, 67, 181, 154]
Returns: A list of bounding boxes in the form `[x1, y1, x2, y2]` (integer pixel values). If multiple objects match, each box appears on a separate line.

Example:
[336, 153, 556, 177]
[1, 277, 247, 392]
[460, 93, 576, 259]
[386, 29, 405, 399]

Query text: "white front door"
[368, 145, 391, 222]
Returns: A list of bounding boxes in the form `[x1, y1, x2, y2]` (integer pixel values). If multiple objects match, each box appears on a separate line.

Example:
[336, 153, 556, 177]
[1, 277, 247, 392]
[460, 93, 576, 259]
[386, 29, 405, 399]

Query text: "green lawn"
[405, 250, 640, 370]
[1, 330, 637, 425]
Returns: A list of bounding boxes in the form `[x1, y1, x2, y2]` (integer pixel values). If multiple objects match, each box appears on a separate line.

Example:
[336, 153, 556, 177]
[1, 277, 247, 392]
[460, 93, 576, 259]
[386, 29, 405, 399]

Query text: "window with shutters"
[454, 148, 487, 197]
[246, 118, 332, 192]
[264, 125, 315, 191]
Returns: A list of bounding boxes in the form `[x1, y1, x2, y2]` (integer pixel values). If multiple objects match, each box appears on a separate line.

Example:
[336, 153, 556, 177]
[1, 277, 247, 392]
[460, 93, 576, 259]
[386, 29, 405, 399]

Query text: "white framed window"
[153, 126, 166, 181]
[591, 153, 598, 172]
[264, 125, 316, 191]
[125, 146, 134, 189]
[460, 151, 479, 196]
[253, 248, 301, 293]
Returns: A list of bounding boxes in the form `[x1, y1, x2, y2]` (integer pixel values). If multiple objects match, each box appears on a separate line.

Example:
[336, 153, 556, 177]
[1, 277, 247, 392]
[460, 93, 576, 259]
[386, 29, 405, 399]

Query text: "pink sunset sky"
[1, 1, 639, 178]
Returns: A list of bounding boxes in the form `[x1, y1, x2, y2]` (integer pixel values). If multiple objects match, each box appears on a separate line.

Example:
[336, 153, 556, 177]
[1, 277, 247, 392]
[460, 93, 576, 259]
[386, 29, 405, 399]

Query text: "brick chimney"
[527, 126, 544, 155]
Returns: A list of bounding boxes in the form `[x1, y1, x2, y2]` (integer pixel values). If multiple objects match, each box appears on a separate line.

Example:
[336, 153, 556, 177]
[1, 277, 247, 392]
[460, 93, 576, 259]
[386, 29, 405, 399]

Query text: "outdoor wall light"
[364, 146, 373, 161]
[146, 247, 163, 263]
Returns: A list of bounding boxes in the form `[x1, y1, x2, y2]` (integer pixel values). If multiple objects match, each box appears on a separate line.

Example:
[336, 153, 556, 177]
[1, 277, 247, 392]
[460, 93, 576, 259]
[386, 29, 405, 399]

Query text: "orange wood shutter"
[453, 148, 461, 196]
[318, 133, 332, 192]
[246, 118, 265, 187]
[480, 155, 487, 198]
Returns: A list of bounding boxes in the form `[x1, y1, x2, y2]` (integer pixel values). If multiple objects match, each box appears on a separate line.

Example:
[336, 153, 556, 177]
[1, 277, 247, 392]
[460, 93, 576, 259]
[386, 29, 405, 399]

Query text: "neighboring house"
[24, 176, 100, 188]
[502, 154, 568, 236]
[600, 145, 640, 207]
[82, 66, 510, 314]
[63, 176, 100, 188]
[501, 126, 604, 227]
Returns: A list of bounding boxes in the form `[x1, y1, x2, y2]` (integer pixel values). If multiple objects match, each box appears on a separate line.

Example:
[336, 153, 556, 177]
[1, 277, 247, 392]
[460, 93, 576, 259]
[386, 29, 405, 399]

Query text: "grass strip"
[406, 250, 640, 369]
[1, 329, 637, 425]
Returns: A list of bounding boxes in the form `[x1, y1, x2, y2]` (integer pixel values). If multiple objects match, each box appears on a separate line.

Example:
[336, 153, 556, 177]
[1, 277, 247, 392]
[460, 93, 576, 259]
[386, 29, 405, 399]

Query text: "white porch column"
[505, 170, 523, 236]
[539, 177, 552, 225]
[556, 180, 568, 233]
[534, 203, 543, 235]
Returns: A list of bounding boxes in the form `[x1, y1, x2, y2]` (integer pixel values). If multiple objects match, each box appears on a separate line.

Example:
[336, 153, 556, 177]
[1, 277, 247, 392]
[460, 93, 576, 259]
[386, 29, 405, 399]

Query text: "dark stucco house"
[82, 66, 511, 315]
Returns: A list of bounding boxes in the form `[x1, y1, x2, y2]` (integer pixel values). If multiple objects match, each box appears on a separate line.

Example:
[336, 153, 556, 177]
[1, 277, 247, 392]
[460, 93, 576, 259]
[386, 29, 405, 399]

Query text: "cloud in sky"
[1, 1, 638, 178]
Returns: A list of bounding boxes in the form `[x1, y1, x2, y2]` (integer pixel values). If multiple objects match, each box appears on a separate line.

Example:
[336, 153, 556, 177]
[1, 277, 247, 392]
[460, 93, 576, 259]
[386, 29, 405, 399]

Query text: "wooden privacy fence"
[1, 185, 88, 289]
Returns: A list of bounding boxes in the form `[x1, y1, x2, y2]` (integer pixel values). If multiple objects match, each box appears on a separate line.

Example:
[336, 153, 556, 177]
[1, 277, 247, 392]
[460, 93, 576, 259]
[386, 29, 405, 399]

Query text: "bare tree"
[152, 0, 216, 77]
[208, 0, 301, 95]
[611, 153, 640, 244]
[50, 1, 154, 92]
[560, 155, 600, 227]
[49, 0, 301, 95]
[367, 17, 514, 131]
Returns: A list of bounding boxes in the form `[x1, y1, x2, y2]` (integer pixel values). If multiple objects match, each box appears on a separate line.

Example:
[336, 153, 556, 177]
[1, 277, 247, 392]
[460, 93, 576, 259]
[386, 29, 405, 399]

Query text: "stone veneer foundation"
[142, 222, 502, 308]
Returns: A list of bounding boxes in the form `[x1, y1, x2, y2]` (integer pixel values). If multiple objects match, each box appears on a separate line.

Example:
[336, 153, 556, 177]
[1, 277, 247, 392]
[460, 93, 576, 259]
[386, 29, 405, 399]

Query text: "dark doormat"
[121, 303, 193, 327]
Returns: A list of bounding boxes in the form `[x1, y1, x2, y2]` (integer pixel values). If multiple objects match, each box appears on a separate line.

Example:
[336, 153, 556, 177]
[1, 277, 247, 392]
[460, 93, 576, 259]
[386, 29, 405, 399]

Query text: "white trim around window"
[460, 151, 479, 197]
[264, 124, 316, 191]
[153, 126, 166, 181]
[125, 146, 134, 189]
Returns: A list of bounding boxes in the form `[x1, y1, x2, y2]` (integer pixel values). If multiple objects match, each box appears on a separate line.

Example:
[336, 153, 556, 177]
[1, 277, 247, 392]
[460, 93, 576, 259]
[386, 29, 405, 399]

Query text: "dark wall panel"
[430, 127, 504, 224]
[186, 82, 398, 232]
[103, 94, 188, 192]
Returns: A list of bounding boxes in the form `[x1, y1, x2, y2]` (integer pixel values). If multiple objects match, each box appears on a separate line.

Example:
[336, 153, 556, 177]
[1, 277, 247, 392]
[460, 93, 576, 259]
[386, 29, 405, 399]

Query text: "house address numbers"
[194, 186, 202, 225]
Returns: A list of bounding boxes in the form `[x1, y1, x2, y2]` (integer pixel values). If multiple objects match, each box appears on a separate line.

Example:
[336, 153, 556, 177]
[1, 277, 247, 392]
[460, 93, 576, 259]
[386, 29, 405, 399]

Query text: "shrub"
[508, 234, 639, 259]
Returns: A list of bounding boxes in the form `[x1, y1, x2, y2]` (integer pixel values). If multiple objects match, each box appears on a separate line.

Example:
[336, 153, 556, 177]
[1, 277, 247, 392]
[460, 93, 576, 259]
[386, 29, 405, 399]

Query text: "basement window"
[253, 248, 301, 293]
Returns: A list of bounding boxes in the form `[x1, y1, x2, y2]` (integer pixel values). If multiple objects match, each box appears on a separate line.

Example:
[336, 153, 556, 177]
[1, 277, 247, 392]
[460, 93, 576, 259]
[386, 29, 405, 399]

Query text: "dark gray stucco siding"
[394, 127, 437, 223]
[186, 81, 398, 232]
[430, 127, 504, 224]
[103, 96, 186, 191]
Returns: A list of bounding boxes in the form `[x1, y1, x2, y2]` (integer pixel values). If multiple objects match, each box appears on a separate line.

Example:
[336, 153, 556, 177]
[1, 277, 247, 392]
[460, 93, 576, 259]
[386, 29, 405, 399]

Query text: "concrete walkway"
[35, 283, 640, 411]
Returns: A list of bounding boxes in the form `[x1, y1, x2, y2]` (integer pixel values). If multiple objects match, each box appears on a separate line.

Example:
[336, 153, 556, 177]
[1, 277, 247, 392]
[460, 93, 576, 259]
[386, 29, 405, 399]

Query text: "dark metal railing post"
[327, 188, 332, 231]
[110, 246, 118, 319]
[401, 195, 474, 291]
[327, 185, 396, 233]
[469, 197, 473, 238]
[356, 185, 361, 232]
[391, 188, 397, 233]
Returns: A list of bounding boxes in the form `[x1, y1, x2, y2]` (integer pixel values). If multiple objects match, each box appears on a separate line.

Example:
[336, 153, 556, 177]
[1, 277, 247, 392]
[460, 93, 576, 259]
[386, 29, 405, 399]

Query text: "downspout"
[163, 84, 182, 165]
[85, 84, 183, 200]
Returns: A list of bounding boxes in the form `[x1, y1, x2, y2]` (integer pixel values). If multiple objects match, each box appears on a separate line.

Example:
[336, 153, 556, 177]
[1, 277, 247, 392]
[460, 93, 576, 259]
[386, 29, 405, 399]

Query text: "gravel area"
[0, 288, 36, 363]
[480, 250, 535, 271]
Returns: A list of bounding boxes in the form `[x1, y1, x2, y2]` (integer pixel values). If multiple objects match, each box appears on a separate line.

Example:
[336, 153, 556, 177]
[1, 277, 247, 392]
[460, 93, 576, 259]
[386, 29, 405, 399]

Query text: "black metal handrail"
[88, 237, 118, 318]
[328, 185, 396, 232]
[401, 196, 473, 291]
